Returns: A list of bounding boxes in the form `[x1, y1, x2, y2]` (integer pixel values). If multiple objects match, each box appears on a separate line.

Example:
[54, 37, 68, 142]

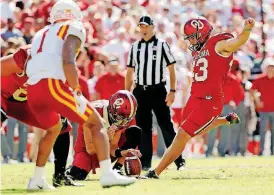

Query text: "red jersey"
[94, 73, 125, 100]
[1, 74, 27, 102]
[223, 73, 245, 105]
[191, 33, 234, 99]
[252, 74, 274, 112]
[1, 48, 28, 102]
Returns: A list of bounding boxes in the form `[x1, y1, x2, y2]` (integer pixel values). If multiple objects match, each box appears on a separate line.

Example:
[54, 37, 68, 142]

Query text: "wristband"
[115, 148, 123, 157]
[244, 28, 252, 32]
[170, 89, 176, 93]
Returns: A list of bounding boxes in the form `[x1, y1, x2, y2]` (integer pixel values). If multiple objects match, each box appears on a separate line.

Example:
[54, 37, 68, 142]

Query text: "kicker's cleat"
[144, 170, 159, 179]
[226, 112, 240, 125]
[176, 160, 186, 170]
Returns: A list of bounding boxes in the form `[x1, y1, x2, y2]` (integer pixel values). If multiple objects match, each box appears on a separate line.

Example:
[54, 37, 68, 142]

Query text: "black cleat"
[176, 160, 186, 170]
[144, 170, 159, 179]
[53, 173, 84, 187]
[137, 175, 149, 180]
[226, 112, 241, 124]
[142, 166, 151, 171]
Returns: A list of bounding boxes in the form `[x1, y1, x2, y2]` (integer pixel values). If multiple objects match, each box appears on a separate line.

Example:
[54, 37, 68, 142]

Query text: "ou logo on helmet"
[191, 20, 204, 29]
[113, 98, 124, 109]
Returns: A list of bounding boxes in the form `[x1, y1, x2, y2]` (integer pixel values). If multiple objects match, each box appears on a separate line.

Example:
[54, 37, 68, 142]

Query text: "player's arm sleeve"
[162, 42, 176, 66]
[127, 44, 135, 68]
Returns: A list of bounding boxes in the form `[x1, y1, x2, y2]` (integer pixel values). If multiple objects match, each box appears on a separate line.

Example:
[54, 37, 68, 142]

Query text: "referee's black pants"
[133, 84, 184, 168]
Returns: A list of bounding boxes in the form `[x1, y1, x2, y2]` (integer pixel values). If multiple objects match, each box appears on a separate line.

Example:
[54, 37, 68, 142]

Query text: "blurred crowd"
[1, 0, 274, 163]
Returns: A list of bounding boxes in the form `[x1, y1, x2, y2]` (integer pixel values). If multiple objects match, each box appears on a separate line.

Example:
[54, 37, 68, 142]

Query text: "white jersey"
[26, 20, 86, 85]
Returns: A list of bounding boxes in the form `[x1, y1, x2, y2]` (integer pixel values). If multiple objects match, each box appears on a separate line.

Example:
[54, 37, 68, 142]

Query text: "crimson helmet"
[108, 90, 137, 127]
[181, 17, 213, 52]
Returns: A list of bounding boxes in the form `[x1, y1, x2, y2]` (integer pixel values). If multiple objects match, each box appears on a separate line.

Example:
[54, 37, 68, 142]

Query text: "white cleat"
[100, 170, 136, 188]
[27, 177, 56, 190]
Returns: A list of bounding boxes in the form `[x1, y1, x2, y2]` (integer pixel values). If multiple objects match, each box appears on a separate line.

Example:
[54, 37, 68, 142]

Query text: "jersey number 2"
[37, 29, 49, 53]
[193, 58, 208, 82]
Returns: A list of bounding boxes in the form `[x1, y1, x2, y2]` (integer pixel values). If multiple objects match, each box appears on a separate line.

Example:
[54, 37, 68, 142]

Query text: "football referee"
[125, 16, 185, 170]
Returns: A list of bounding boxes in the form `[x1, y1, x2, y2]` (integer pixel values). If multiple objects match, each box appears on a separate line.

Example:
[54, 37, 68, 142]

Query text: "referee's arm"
[163, 42, 176, 91]
[125, 45, 134, 91]
[163, 42, 177, 106]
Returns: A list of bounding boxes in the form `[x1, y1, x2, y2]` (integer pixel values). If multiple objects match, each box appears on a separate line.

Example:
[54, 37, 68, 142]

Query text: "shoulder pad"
[65, 21, 86, 47]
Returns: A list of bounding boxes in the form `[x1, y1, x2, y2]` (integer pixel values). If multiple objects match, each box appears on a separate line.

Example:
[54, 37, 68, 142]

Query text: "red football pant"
[2, 95, 72, 133]
[2, 95, 41, 128]
[180, 96, 222, 137]
[27, 79, 93, 129]
[72, 151, 99, 174]
[73, 125, 127, 174]
[172, 108, 182, 125]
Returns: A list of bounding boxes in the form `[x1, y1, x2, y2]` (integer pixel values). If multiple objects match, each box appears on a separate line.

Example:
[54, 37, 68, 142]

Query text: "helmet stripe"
[125, 92, 134, 119]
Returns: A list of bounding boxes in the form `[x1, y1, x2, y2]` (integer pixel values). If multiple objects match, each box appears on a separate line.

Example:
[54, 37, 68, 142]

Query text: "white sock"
[33, 166, 45, 179]
[99, 159, 112, 175]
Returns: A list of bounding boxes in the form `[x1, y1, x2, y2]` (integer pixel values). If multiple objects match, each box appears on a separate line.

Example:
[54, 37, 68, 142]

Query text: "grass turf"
[1, 156, 274, 195]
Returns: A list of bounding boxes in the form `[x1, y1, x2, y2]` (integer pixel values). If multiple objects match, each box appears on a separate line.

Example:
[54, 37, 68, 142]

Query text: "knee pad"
[67, 165, 88, 181]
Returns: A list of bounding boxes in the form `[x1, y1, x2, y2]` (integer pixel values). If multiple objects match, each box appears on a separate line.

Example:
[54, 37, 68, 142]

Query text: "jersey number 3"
[193, 58, 208, 82]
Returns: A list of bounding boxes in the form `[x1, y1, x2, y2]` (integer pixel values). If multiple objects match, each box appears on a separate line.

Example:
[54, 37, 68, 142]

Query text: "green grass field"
[1, 157, 274, 195]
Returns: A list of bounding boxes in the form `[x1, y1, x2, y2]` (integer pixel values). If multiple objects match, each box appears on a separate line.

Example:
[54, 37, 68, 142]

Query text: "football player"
[67, 90, 141, 180]
[145, 17, 255, 178]
[25, 0, 135, 189]
[0, 46, 82, 187]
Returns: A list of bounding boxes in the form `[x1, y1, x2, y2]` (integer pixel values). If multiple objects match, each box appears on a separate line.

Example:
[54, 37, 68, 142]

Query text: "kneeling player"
[67, 90, 141, 180]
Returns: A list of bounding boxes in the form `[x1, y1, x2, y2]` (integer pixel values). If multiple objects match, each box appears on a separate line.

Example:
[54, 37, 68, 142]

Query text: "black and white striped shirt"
[127, 35, 176, 85]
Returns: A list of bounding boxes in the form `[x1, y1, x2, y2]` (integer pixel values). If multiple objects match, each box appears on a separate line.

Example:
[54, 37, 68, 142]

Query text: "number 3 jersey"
[190, 33, 234, 99]
[26, 20, 86, 85]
